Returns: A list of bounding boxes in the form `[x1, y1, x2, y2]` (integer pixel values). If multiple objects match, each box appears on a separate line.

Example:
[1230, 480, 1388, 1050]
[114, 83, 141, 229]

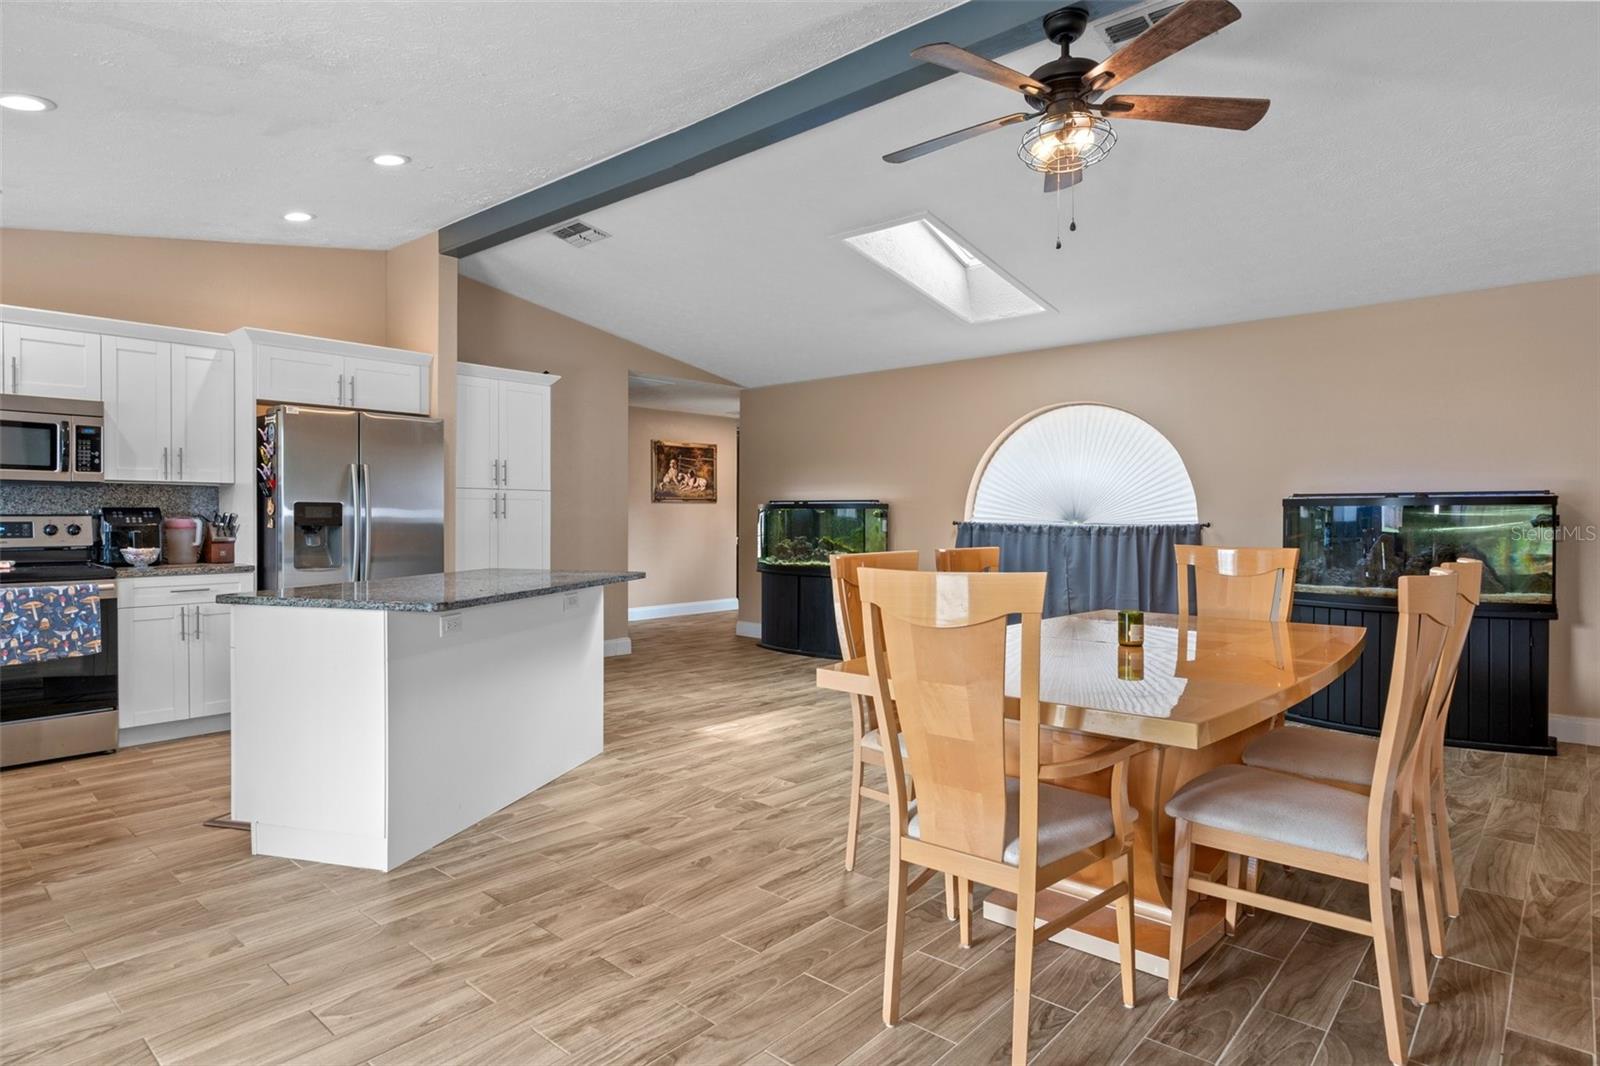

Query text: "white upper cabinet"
[455, 374, 499, 491]
[455, 363, 556, 491]
[240, 329, 430, 415]
[100, 336, 234, 484]
[2, 323, 102, 399]
[255, 343, 344, 407]
[171, 345, 234, 484]
[101, 336, 173, 482]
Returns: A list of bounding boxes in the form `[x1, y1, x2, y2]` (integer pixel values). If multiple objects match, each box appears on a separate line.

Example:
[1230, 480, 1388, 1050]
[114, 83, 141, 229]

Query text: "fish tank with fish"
[756, 501, 888, 573]
[1283, 492, 1557, 617]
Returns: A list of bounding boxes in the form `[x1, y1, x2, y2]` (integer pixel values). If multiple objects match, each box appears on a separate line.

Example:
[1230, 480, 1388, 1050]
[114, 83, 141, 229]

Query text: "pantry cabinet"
[101, 336, 234, 483]
[117, 575, 248, 728]
[455, 488, 550, 571]
[1, 323, 102, 399]
[454, 363, 556, 573]
[241, 330, 430, 415]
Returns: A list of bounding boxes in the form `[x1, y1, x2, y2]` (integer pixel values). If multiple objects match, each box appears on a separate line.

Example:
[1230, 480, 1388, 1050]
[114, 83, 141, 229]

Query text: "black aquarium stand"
[1287, 599, 1555, 756]
[759, 570, 841, 658]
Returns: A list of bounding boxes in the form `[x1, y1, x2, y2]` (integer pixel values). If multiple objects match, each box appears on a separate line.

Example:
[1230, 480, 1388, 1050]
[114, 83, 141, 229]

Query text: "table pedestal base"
[983, 885, 1227, 979]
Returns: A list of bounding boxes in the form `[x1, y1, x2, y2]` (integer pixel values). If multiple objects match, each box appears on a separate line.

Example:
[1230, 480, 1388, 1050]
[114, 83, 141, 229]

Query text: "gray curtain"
[955, 522, 1204, 617]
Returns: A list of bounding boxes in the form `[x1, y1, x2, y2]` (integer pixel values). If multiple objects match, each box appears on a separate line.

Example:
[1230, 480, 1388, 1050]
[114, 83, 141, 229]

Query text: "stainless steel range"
[0, 514, 119, 768]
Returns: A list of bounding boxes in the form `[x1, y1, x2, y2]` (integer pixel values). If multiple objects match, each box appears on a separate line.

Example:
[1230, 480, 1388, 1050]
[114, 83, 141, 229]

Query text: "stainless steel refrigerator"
[259, 406, 445, 594]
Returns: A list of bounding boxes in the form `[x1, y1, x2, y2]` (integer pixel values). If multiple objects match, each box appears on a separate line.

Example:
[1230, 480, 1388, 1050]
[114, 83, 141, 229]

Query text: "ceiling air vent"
[1091, 0, 1183, 50]
[550, 220, 610, 248]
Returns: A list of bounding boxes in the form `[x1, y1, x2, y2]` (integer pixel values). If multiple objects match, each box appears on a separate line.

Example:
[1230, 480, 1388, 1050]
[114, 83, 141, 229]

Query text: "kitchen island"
[220, 568, 642, 871]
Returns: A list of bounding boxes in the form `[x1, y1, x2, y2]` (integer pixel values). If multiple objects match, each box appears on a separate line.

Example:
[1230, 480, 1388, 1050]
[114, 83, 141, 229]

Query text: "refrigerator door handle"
[361, 463, 374, 581]
[348, 462, 363, 582]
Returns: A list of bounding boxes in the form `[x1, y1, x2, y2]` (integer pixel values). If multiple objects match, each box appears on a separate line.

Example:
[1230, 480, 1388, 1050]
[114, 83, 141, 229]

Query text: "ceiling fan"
[884, 0, 1269, 193]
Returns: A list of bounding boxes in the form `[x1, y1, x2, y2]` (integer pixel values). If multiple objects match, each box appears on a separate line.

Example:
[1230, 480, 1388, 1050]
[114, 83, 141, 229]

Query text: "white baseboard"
[120, 713, 230, 749]
[603, 637, 633, 658]
[734, 620, 762, 641]
[1550, 714, 1600, 747]
[628, 598, 738, 622]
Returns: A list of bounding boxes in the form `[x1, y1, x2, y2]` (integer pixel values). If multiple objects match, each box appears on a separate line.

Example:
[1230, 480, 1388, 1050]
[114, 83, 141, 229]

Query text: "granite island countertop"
[215, 568, 643, 612]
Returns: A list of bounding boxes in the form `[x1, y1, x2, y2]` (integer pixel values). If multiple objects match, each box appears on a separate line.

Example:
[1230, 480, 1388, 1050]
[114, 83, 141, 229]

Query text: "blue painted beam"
[440, 1, 1130, 258]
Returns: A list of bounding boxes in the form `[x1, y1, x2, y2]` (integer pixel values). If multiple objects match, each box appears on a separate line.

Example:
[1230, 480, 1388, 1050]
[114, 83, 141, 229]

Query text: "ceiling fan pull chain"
[1055, 180, 1063, 250]
[1070, 182, 1078, 233]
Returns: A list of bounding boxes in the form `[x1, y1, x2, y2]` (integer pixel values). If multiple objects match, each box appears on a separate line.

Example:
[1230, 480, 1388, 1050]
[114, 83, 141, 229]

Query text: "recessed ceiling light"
[0, 93, 56, 112]
[370, 153, 410, 167]
[282, 211, 315, 223]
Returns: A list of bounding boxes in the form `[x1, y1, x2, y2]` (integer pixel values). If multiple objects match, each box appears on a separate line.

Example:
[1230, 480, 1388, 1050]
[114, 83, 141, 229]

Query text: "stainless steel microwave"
[0, 395, 104, 482]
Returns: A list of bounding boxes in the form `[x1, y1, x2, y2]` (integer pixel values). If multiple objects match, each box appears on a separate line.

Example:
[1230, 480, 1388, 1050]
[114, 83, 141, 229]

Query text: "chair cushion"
[907, 779, 1121, 867]
[1165, 764, 1371, 861]
[860, 729, 909, 756]
[1242, 726, 1378, 788]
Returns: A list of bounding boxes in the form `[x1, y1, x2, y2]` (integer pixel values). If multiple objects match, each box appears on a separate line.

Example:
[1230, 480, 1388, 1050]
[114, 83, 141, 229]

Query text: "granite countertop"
[118, 563, 256, 579]
[215, 569, 643, 612]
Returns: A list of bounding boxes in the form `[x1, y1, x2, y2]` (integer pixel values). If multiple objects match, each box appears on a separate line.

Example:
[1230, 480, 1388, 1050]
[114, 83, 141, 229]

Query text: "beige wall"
[1, 229, 390, 343]
[627, 407, 739, 610]
[457, 278, 733, 640]
[740, 276, 1600, 723]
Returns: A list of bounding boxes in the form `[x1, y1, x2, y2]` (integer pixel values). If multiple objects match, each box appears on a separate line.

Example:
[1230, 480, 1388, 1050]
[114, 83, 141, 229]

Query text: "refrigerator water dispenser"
[292, 501, 344, 570]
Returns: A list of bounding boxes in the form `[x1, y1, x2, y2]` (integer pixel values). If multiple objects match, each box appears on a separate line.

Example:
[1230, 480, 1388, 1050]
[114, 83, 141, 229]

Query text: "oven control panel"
[0, 515, 94, 549]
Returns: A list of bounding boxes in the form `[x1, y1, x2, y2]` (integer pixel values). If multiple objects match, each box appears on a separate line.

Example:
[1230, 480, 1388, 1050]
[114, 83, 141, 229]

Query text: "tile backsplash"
[0, 481, 222, 520]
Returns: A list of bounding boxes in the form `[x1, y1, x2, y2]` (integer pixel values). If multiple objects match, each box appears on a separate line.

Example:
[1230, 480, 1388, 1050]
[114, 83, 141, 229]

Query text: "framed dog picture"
[652, 440, 717, 503]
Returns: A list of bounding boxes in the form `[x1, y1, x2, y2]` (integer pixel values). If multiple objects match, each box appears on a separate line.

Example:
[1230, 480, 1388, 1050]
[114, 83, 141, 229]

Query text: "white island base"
[229, 582, 608, 871]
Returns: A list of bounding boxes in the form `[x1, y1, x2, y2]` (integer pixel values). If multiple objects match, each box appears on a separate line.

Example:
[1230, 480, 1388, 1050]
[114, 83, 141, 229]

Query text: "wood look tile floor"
[1, 612, 1593, 1065]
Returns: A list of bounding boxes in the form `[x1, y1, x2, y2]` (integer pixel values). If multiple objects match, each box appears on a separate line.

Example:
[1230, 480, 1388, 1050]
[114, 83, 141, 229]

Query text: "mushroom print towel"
[0, 585, 104, 668]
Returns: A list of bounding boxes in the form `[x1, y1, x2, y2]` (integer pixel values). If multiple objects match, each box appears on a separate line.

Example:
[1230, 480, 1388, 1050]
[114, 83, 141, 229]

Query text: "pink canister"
[162, 517, 203, 565]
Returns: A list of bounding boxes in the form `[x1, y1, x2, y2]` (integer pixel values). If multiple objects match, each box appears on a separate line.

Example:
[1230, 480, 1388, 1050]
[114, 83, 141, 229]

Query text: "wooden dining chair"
[829, 550, 921, 873]
[934, 545, 1000, 573]
[860, 568, 1141, 1066]
[1241, 559, 1483, 957]
[1166, 569, 1458, 1066]
[1175, 545, 1299, 621]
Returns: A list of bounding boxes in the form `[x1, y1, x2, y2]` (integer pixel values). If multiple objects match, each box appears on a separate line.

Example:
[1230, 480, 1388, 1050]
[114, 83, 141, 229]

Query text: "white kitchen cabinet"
[118, 575, 249, 728]
[455, 363, 556, 491]
[100, 337, 233, 484]
[101, 336, 172, 482]
[455, 374, 499, 491]
[241, 330, 430, 415]
[118, 605, 189, 728]
[192, 603, 233, 720]
[255, 344, 343, 406]
[453, 489, 549, 571]
[171, 344, 234, 483]
[499, 491, 550, 569]
[2, 323, 102, 399]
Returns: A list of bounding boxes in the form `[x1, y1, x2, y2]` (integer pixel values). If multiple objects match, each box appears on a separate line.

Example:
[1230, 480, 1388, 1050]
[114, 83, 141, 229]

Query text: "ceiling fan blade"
[1094, 94, 1269, 130]
[1081, 0, 1242, 94]
[1044, 168, 1083, 194]
[883, 112, 1032, 164]
[911, 43, 1049, 98]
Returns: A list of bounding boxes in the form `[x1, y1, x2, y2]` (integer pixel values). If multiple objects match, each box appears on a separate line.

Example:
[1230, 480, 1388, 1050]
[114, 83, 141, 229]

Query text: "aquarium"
[757, 500, 888, 572]
[1284, 492, 1557, 615]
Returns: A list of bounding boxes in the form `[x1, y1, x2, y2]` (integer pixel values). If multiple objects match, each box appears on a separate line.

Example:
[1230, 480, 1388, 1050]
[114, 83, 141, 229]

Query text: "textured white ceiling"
[463, 1, 1600, 386]
[629, 373, 741, 419]
[0, 0, 953, 248]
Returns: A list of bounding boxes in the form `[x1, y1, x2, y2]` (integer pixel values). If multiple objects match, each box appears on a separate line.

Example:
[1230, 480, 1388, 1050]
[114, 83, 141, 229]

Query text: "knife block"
[203, 539, 236, 564]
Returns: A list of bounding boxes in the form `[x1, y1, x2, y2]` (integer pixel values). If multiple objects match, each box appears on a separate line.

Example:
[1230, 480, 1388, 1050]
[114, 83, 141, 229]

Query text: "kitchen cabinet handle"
[162, 446, 169, 479]
[179, 608, 187, 642]
[177, 447, 184, 478]
[9, 356, 16, 390]
[169, 587, 212, 594]
[194, 606, 202, 637]
[502, 459, 509, 485]
[349, 375, 356, 407]
[337, 374, 345, 406]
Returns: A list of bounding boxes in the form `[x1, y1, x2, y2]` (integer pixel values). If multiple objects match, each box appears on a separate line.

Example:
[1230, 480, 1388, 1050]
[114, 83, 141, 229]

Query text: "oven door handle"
[59, 421, 71, 475]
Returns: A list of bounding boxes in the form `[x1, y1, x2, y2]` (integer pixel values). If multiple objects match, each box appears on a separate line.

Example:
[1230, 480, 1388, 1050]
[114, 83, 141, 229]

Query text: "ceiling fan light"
[1018, 111, 1115, 174]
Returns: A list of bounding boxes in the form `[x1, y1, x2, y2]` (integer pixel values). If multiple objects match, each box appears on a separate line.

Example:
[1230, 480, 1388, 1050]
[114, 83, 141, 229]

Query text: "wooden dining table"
[815, 609, 1366, 978]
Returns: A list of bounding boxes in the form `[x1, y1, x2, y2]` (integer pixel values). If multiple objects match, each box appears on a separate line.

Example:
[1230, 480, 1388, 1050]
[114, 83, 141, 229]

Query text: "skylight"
[841, 214, 1049, 324]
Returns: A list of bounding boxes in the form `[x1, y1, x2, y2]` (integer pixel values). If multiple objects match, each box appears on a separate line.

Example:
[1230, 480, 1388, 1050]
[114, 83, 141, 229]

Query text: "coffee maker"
[97, 506, 162, 566]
